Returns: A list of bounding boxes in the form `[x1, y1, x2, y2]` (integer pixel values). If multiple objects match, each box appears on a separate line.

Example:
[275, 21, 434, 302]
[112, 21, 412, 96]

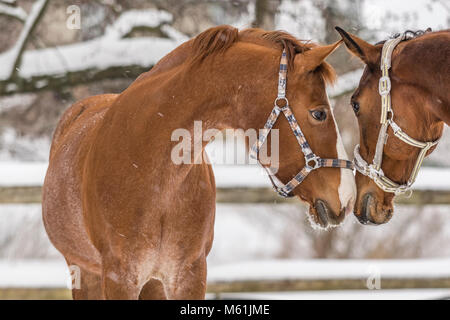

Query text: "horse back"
[50, 94, 118, 160]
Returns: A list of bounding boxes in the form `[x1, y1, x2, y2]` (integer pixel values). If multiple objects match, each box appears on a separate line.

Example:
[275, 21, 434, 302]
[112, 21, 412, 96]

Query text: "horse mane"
[190, 25, 240, 64]
[189, 25, 336, 84]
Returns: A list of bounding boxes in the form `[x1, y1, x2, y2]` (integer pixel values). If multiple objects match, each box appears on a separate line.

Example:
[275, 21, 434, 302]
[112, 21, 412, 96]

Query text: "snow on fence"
[0, 258, 450, 299]
[1, 162, 450, 205]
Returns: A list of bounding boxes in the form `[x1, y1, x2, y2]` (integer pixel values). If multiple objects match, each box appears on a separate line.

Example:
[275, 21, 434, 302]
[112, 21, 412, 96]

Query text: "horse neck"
[101, 50, 277, 174]
[395, 31, 450, 125]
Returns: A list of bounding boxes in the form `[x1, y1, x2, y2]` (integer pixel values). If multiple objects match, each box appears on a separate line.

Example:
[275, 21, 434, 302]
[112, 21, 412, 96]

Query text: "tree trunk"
[252, 0, 281, 30]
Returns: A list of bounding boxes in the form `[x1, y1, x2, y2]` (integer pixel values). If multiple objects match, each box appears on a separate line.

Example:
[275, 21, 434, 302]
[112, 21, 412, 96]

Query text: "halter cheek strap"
[250, 50, 354, 198]
[353, 34, 440, 195]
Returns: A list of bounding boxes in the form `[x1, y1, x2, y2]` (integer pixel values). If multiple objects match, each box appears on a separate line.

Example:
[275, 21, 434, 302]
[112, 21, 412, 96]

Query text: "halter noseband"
[250, 50, 354, 198]
[353, 33, 440, 195]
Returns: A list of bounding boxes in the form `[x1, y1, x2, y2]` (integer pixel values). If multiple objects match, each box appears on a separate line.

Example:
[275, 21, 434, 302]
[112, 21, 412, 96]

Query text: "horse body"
[336, 28, 449, 224]
[43, 26, 355, 299]
[44, 57, 217, 300]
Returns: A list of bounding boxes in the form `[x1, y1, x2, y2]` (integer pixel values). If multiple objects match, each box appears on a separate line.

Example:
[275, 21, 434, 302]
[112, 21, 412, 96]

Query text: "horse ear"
[296, 40, 342, 72]
[335, 26, 380, 69]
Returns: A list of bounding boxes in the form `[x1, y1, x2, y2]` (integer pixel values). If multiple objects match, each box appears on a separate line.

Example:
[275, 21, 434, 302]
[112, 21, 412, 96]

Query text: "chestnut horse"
[336, 27, 449, 225]
[43, 26, 356, 300]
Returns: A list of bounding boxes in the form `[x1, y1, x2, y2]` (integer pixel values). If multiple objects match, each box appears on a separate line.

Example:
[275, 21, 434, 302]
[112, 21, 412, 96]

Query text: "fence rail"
[1, 277, 450, 300]
[0, 259, 449, 299]
[1, 185, 450, 205]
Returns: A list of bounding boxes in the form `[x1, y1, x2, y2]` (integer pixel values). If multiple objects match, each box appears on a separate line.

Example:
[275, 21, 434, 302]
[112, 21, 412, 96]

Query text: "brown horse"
[336, 27, 449, 225]
[42, 26, 355, 300]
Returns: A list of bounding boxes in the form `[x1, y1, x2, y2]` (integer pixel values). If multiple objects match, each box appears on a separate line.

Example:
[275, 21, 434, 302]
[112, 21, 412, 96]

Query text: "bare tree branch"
[0, 2, 26, 22]
[5, 0, 49, 80]
[0, 9, 185, 95]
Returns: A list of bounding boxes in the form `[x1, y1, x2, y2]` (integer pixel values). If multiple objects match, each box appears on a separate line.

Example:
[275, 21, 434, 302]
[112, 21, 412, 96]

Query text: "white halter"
[353, 33, 440, 195]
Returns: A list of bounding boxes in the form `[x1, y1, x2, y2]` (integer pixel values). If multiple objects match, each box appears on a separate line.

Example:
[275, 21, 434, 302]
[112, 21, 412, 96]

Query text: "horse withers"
[336, 27, 449, 225]
[42, 26, 356, 300]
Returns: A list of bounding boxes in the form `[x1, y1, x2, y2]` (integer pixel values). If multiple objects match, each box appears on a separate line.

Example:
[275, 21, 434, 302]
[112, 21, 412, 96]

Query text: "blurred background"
[0, 0, 449, 299]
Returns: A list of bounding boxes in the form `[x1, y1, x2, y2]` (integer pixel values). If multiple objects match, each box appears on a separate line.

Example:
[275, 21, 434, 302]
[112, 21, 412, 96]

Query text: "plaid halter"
[250, 50, 354, 198]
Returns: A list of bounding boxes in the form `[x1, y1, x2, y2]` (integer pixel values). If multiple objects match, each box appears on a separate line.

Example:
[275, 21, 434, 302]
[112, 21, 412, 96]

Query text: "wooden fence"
[1, 165, 449, 299]
[2, 277, 450, 300]
[1, 185, 450, 205]
[1, 259, 450, 299]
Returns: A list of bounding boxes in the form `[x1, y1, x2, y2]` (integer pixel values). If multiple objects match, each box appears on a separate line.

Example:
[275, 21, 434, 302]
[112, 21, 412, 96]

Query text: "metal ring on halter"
[274, 97, 289, 109]
[306, 155, 320, 170]
[378, 76, 391, 96]
[387, 109, 394, 123]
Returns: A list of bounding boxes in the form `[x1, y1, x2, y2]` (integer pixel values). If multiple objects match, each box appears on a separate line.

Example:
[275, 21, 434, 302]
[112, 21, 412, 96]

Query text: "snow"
[208, 259, 450, 282]
[213, 289, 450, 300]
[2, 37, 179, 81]
[413, 167, 450, 191]
[276, 0, 326, 42]
[0, 2, 27, 21]
[0, 8, 184, 81]
[0, 129, 51, 162]
[0, 259, 68, 288]
[0, 93, 35, 113]
[0, 162, 48, 186]
[329, 69, 364, 98]
[0, 161, 449, 190]
[104, 9, 173, 40]
[0, 202, 449, 293]
[364, 0, 449, 40]
[2, 203, 449, 261]
[0, 0, 47, 79]
[0, 258, 449, 289]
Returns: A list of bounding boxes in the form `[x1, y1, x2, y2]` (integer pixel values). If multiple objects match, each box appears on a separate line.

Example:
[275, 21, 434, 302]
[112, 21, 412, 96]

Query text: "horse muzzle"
[356, 193, 393, 225]
[313, 199, 347, 228]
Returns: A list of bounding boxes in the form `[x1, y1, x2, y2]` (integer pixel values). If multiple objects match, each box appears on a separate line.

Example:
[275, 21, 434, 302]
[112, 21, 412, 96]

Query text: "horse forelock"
[188, 25, 336, 85]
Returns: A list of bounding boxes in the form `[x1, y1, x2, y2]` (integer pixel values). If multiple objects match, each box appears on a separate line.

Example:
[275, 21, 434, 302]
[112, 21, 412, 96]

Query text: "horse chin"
[303, 198, 346, 231]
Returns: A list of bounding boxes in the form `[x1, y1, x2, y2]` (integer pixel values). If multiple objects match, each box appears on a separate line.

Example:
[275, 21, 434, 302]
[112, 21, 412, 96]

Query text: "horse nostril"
[315, 200, 329, 228]
[358, 193, 375, 225]
[382, 207, 394, 223]
[359, 193, 393, 225]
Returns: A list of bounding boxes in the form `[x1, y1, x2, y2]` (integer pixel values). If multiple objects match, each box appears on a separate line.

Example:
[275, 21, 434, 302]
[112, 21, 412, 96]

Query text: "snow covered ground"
[212, 289, 450, 300]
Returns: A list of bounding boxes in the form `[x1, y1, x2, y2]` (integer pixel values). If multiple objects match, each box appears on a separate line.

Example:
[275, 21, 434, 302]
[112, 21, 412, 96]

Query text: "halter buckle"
[379, 76, 391, 96]
[368, 164, 383, 180]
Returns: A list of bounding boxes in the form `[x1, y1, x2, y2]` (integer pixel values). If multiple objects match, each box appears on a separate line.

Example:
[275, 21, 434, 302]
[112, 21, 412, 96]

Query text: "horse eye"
[352, 101, 360, 115]
[310, 110, 327, 121]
